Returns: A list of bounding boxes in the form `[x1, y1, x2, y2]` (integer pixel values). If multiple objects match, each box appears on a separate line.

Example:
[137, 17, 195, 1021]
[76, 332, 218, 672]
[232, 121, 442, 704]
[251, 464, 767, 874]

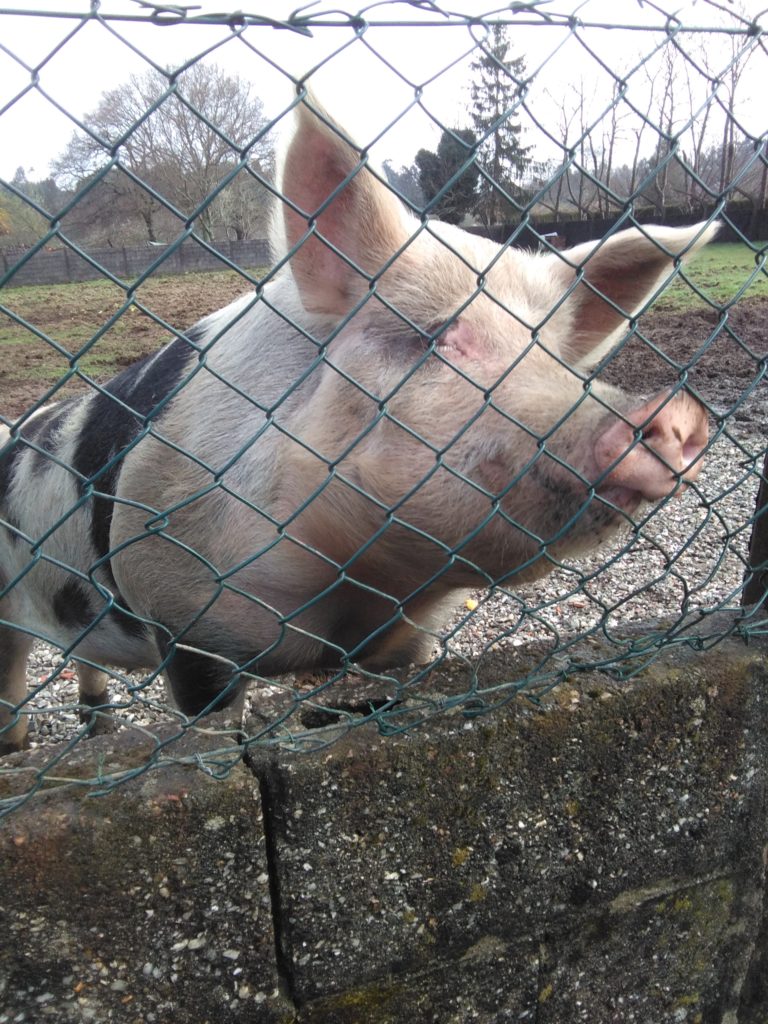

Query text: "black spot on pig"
[53, 579, 94, 629]
[71, 335, 198, 563]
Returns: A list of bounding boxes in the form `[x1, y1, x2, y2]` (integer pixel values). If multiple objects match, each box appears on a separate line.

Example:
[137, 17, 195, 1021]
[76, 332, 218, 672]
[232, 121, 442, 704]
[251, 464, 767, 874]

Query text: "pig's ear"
[546, 221, 719, 367]
[278, 94, 409, 315]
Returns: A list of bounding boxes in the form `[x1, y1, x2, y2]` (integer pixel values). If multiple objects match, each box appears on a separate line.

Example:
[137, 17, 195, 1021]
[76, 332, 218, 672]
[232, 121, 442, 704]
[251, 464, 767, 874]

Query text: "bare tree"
[592, 87, 620, 218]
[664, 2, 758, 209]
[678, 49, 714, 210]
[539, 83, 582, 219]
[641, 45, 681, 218]
[54, 62, 272, 244]
[538, 80, 586, 218]
[564, 80, 593, 218]
[711, 30, 757, 197]
[215, 159, 274, 241]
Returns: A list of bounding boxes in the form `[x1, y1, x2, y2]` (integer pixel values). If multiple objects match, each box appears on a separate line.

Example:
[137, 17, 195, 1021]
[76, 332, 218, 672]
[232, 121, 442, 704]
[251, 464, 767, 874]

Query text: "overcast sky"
[0, 0, 763, 183]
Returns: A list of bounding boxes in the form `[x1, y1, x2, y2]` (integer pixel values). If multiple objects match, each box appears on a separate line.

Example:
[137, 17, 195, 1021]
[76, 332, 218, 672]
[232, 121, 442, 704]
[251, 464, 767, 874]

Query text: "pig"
[0, 96, 715, 753]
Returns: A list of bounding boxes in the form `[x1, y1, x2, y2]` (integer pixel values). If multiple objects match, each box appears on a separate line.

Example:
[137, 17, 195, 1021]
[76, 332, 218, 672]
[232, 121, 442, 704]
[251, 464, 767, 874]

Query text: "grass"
[653, 241, 767, 312]
[0, 268, 260, 413]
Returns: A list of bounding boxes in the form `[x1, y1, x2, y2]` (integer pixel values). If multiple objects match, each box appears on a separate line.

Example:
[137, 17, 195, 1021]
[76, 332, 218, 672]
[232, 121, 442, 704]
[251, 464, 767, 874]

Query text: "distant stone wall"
[2, 631, 768, 1023]
[1, 237, 270, 287]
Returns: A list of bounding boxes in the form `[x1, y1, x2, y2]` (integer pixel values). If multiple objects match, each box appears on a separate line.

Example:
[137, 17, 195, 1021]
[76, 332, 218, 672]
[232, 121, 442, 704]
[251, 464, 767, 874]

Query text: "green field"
[654, 240, 767, 312]
[0, 242, 765, 415]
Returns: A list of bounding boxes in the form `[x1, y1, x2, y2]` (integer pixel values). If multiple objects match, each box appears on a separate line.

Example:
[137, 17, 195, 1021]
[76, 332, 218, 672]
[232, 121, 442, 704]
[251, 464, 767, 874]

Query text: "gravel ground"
[9, 299, 768, 753]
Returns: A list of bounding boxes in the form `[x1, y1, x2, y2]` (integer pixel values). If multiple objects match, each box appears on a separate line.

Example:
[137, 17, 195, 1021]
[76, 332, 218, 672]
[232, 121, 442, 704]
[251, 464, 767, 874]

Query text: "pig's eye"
[421, 321, 454, 348]
[433, 319, 479, 362]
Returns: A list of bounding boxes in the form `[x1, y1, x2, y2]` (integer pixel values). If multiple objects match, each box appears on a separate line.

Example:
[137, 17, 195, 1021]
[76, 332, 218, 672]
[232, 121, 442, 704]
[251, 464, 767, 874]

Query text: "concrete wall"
[1, 633, 768, 1023]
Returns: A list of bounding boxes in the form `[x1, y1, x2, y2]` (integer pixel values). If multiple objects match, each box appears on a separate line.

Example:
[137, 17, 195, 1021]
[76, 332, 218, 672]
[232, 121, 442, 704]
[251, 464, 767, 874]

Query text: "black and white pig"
[0, 97, 715, 752]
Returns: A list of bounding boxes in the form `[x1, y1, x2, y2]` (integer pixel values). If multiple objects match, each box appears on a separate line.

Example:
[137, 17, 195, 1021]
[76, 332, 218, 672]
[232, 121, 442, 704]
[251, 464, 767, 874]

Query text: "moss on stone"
[452, 847, 471, 868]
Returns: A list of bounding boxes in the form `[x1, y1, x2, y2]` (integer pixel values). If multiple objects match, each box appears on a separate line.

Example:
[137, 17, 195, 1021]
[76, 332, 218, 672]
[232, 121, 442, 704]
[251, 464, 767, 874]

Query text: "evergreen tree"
[468, 25, 532, 226]
[382, 159, 424, 208]
[414, 128, 478, 224]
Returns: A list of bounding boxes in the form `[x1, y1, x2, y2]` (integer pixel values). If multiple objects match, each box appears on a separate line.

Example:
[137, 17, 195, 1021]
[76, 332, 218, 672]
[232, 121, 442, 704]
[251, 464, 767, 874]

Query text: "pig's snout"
[594, 390, 708, 504]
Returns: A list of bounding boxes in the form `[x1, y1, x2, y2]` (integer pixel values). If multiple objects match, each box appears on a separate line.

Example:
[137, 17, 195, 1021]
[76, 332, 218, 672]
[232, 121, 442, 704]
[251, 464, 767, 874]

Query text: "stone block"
[255, 641, 768, 1009]
[0, 726, 289, 1024]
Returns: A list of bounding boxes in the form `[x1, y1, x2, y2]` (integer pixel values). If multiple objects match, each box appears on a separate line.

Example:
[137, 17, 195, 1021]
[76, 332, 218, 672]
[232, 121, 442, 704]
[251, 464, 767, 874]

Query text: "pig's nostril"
[594, 389, 709, 502]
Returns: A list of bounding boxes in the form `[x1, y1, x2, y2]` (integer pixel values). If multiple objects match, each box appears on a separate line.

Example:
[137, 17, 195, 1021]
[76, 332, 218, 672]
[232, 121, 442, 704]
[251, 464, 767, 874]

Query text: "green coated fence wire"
[0, 0, 767, 815]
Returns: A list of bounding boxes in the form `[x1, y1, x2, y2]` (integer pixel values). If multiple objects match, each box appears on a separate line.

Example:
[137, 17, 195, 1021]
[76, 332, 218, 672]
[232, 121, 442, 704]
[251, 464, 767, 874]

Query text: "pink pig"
[0, 96, 714, 751]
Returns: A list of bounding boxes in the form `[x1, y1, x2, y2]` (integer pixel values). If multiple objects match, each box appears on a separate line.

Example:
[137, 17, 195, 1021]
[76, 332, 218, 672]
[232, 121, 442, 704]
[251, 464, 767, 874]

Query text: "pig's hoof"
[79, 695, 118, 736]
[83, 711, 119, 737]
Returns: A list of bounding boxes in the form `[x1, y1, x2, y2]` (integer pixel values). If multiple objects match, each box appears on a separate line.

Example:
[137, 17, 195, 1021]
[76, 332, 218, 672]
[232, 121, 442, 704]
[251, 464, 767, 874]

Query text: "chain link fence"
[0, 0, 766, 815]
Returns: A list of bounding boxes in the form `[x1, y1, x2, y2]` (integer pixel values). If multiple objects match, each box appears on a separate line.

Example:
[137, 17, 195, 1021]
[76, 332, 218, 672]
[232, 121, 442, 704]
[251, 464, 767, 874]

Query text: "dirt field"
[2, 272, 766, 422]
[605, 296, 768, 431]
[0, 271, 253, 418]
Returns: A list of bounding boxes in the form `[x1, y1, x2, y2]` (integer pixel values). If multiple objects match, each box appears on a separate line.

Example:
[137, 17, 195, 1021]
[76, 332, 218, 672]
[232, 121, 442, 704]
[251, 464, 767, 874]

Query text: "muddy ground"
[604, 298, 768, 431]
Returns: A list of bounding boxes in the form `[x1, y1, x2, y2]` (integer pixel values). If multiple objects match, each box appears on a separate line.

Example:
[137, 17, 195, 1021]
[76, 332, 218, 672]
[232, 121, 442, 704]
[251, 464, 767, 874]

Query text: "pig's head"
[276, 96, 714, 595]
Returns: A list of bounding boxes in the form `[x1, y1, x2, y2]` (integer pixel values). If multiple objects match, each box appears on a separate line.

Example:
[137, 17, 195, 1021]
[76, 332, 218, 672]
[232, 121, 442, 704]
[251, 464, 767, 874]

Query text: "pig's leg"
[160, 641, 247, 721]
[76, 662, 116, 735]
[0, 623, 33, 755]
